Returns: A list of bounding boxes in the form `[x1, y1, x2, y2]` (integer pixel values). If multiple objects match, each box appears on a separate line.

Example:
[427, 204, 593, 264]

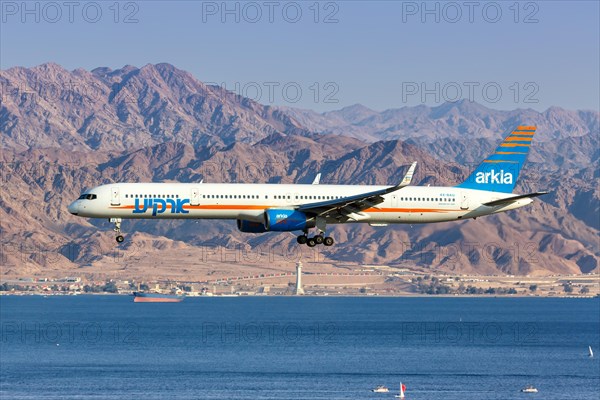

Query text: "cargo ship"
[133, 292, 184, 303]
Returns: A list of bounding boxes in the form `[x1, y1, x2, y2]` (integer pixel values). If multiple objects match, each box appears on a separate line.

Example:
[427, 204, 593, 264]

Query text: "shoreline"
[1, 292, 598, 299]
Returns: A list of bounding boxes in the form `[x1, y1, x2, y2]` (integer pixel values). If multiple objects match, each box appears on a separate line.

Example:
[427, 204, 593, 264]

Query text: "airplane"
[68, 125, 547, 247]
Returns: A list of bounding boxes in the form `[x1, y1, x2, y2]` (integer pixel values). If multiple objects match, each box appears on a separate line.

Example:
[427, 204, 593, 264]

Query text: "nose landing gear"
[110, 218, 124, 243]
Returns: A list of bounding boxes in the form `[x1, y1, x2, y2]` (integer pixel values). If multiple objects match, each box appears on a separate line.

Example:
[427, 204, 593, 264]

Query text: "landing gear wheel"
[110, 218, 123, 245]
[323, 236, 334, 246]
[314, 235, 324, 245]
[306, 238, 317, 247]
[297, 235, 308, 245]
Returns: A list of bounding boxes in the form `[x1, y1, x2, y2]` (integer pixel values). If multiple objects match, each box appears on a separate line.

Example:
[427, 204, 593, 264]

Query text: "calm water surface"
[1, 296, 598, 399]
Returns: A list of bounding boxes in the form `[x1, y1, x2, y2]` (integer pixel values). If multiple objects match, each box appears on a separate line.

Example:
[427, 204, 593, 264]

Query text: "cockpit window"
[78, 194, 97, 200]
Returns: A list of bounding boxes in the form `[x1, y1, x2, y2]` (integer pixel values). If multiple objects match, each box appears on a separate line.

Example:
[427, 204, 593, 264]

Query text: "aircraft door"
[191, 187, 200, 206]
[460, 191, 469, 210]
[391, 194, 398, 208]
[111, 187, 120, 206]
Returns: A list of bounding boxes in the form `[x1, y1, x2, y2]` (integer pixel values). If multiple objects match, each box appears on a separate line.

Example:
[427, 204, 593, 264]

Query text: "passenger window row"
[125, 194, 180, 199]
[202, 194, 260, 199]
[200, 194, 344, 200]
[116, 193, 455, 203]
[400, 197, 454, 202]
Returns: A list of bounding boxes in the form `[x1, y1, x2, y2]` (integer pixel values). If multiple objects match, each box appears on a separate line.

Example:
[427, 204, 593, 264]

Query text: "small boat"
[521, 385, 538, 393]
[371, 385, 389, 393]
[589, 346, 594, 358]
[133, 292, 183, 303]
[394, 382, 406, 398]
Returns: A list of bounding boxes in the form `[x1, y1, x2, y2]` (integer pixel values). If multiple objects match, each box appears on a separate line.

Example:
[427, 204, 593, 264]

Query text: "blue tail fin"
[456, 126, 536, 193]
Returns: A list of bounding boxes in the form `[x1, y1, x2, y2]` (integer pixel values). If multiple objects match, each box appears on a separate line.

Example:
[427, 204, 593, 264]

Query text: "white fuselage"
[68, 183, 532, 225]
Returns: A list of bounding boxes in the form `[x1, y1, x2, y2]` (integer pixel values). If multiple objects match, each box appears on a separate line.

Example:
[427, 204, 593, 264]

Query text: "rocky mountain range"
[0, 63, 598, 278]
[0, 63, 308, 152]
[279, 102, 599, 170]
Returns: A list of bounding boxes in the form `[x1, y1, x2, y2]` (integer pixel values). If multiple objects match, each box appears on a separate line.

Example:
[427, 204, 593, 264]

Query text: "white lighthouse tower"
[294, 261, 305, 295]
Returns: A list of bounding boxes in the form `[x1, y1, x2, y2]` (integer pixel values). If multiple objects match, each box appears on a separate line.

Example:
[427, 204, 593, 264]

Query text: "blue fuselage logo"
[133, 198, 190, 216]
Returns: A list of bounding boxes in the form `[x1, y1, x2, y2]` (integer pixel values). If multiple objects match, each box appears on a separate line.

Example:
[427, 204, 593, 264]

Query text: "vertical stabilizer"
[457, 126, 536, 193]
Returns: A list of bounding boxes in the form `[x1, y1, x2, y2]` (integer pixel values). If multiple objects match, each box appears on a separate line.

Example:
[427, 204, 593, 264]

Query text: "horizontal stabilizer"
[483, 191, 548, 207]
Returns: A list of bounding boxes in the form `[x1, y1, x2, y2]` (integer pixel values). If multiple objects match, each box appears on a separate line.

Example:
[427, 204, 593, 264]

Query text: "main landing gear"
[296, 217, 334, 247]
[296, 232, 334, 247]
[110, 218, 124, 243]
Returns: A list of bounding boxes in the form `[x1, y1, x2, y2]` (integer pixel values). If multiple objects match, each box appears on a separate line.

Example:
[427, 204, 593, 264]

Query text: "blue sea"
[1, 296, 598, 399]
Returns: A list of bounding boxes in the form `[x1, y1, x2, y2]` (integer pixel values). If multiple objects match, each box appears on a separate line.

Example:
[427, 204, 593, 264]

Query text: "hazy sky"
[1, 1, 598, 112]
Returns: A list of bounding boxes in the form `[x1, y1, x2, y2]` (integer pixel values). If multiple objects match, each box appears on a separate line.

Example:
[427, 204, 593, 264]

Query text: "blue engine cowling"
[264, 209, 310, 232]
[236, 219, 268, 233]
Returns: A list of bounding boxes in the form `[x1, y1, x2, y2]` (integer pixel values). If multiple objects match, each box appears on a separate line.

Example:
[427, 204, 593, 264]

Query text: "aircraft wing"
[297, 162, 416, 219]
[483, 191, 548, 207]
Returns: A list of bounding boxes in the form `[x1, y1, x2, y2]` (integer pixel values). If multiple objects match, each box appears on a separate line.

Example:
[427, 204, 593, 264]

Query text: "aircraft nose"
[68, 201, 79, 215]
